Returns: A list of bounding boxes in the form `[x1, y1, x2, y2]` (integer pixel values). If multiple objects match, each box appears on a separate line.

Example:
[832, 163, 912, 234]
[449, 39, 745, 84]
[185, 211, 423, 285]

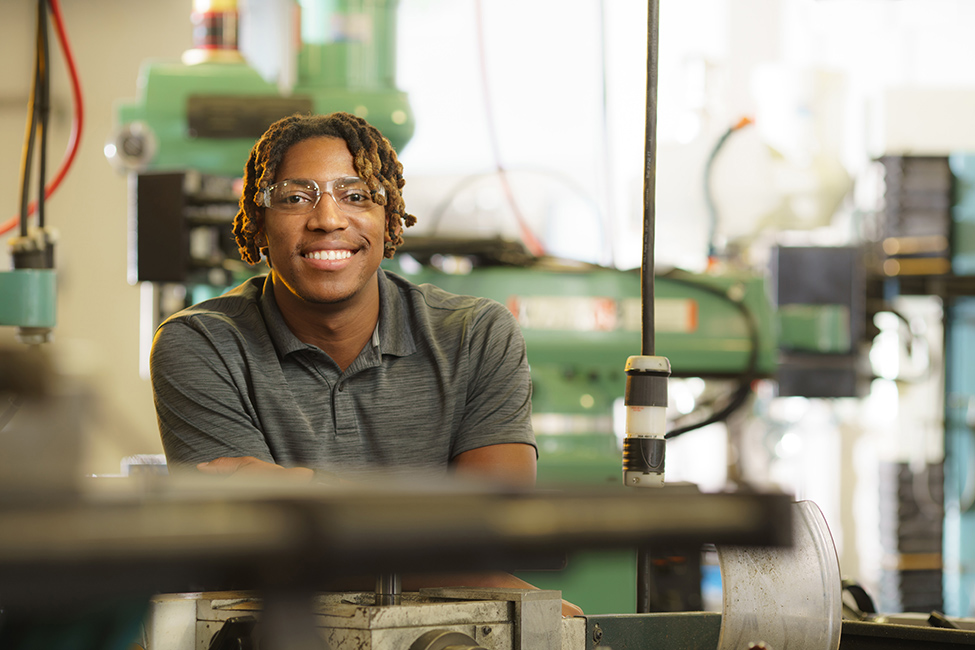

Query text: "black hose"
[660, 271, 761, 439]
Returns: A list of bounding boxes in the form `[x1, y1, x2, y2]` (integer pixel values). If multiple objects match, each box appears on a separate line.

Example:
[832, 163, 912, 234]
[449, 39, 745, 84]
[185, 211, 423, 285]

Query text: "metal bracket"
[420, 587, 561, 650]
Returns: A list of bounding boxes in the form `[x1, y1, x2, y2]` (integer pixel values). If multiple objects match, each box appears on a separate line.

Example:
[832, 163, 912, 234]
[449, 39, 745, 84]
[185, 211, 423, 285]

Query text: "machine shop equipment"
[0, 0, 80, 344]
[108, 0, 878, 622]
[0, 471, 794, 650]
[4, 1, 975, 649]
[108, 0, 414, 177]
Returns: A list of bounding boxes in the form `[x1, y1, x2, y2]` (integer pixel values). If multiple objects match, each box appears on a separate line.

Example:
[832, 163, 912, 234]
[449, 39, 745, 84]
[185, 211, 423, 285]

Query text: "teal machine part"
[0, 269, 57, 329]
[382, 259, 777, 614]
[111, 0, 413, 176]
[951, 154, 975, 275]
[943, 156, 975, 616]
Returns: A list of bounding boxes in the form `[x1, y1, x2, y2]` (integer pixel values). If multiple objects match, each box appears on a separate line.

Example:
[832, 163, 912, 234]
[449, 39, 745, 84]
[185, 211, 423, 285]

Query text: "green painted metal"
[116, 61, 279, 175]
[584, 612, 721, 650]
[381, 262, 777, 382]
[0, 270, 56, 328]
[379, 260, 776, 615]
[298, 0, 400, 90]
[778, 303, 851, 353]
[115, 0, 413, 177]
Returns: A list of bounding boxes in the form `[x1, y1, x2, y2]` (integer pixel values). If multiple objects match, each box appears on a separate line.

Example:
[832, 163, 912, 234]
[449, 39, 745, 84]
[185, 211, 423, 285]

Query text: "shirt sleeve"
[150, 317, 276, 468]
[451, 300, 536, 458]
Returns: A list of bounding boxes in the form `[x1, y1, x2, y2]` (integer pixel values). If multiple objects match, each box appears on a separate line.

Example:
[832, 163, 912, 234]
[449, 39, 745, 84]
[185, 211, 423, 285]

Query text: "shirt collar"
[259, 275, 311, 357]
[375, 268, 417, 358]
[259, 270, 416, 359]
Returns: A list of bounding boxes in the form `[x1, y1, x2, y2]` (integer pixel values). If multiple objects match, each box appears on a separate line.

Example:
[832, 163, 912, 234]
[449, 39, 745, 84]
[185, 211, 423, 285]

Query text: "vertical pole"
[642, 0, 659, 358]
[636, 0, 661, 615]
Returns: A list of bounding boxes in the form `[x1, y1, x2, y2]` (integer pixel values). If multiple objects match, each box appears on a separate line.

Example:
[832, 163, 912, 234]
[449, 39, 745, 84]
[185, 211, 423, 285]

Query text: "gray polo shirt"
[150, 269, 535, 477]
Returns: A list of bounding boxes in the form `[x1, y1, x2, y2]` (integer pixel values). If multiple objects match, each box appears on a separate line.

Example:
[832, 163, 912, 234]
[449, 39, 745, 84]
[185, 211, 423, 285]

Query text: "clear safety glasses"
[262, 177, 386, 215]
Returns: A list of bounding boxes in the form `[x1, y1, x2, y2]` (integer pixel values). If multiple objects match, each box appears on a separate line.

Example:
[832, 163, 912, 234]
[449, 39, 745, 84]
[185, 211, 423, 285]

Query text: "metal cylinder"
[375, 572, 402, 606]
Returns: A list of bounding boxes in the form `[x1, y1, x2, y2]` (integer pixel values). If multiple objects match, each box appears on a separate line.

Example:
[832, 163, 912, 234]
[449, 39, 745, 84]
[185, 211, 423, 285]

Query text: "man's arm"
[151, 320, 276, 466]
[450, 442, 537, 487]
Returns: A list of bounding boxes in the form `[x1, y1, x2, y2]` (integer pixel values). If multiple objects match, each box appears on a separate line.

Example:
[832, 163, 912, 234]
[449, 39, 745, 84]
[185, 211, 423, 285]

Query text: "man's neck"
[272, 273, 381, 372]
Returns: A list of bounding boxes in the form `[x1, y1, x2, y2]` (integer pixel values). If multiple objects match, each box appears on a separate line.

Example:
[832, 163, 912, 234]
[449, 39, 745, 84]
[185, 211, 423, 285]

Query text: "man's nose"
[307, 194, 349, 230]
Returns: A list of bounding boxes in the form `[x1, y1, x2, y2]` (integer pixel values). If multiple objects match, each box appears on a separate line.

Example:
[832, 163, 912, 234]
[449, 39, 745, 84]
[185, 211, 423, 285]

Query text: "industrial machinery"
[108, 0, 414, 177]
[106, 0, 879, 621]
[9, 1, 975, 649]
[0, 0, 81, 345]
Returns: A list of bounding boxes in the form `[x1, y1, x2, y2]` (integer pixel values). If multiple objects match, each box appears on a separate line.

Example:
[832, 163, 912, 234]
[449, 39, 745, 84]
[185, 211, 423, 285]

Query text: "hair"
[233, 112, 416, 265]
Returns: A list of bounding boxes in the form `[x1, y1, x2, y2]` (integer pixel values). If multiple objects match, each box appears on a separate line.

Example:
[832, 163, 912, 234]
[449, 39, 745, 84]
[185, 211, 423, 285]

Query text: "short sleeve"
[150, 318, 275, 467]
[451, 300, 536, 458]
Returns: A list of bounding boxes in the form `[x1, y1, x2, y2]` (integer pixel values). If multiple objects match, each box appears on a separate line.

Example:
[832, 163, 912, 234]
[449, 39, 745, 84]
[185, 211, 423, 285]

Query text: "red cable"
[472, 0, 545, 257]
[1, 0, 84, 236]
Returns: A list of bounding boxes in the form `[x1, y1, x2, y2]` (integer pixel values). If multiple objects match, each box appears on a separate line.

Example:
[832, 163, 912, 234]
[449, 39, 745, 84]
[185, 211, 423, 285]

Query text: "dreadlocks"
[233, 112, 415, 265]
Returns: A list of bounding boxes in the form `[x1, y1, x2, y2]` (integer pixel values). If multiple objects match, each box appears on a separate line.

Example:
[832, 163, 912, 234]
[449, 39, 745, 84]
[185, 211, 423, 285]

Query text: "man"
[150, 112, 581, 615]
[152, 111, 536, 484]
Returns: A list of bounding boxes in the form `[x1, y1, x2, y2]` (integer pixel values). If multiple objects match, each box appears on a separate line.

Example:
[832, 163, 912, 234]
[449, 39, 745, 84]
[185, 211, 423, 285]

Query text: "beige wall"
[1, 1, 192, 475]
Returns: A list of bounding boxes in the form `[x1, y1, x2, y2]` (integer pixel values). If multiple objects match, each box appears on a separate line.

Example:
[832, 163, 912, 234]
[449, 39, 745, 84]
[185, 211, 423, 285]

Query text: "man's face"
[261, 136, 388, 309]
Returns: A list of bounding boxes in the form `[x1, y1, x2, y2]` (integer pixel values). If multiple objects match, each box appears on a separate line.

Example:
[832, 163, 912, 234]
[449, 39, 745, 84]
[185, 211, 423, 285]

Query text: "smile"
[303, 250, 354, 261]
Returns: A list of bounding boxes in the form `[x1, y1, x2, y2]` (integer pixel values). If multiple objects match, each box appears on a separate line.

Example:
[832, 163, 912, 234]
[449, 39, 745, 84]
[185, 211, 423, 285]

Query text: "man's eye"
[337, 188, 371, 204]
[282, 192, 313, 204]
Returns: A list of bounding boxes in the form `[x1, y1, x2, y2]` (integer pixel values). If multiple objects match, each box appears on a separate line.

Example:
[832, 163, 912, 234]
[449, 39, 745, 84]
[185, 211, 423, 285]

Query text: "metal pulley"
[408, 629, 487, 650]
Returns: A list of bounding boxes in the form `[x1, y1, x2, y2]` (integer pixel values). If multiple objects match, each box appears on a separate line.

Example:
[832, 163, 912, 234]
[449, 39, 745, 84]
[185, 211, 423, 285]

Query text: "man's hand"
[196, 456, 314, 481]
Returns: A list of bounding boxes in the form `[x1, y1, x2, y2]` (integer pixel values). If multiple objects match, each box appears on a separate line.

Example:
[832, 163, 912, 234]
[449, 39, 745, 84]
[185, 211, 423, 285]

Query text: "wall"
[1, 1, 192, 475]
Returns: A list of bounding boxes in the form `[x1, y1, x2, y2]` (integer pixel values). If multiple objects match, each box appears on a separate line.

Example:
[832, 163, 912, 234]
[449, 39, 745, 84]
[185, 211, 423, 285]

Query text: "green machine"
[381, 249, 779, 615]
[109, 0, 413, 177]
[107, 0, 859, 620]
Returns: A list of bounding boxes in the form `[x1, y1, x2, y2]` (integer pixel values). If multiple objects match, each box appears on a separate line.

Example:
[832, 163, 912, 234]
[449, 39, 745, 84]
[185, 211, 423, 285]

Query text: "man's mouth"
[303, 250, 354, 261]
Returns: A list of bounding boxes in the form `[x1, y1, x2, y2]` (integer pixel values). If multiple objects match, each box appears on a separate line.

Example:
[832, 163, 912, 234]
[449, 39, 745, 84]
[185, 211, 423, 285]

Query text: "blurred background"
[3, 0, 975, 620]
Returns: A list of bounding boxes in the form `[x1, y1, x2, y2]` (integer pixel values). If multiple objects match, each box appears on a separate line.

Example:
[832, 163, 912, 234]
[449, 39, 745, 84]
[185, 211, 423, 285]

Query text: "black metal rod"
[637, 0, 661, 614]
[641, 0, 660, 357]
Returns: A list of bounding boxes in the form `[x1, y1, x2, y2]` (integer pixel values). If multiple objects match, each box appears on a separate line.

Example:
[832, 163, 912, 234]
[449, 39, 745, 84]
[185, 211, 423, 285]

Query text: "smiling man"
[150, 112, 538, 486]
[149, 113, 585, 615]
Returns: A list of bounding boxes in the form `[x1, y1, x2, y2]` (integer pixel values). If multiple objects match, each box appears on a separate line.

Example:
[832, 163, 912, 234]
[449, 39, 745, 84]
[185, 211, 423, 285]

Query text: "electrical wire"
[661, 270, 761, 439]
[17, 2, 43, 239]
[424, 167, 604, 245]
[37, 0, 51, 230]
[2, 0, 83, 237]
[471, 0, 545, 258]
[703, 116, 753, 261]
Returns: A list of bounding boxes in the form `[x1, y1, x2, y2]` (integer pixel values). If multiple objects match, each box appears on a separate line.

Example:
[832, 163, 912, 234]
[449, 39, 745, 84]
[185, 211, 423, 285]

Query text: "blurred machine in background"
[96, 0, 975, 631]
[106, 0, 885, 617]
[108, 0, 414, 178]
[1, 0, 974, 648]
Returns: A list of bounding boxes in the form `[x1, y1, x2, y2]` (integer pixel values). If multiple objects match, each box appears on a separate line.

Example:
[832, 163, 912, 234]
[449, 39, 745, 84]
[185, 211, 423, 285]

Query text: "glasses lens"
[267, 179, 320, 213]
[329, 177, 384, 212]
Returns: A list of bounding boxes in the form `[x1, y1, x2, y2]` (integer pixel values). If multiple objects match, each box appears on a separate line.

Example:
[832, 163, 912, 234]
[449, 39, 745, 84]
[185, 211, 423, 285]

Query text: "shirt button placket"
[333, 380, 358, 436]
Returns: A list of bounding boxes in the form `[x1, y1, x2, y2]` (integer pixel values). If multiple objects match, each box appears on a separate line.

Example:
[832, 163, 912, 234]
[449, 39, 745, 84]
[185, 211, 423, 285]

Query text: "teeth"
[305, 250, 353, 261]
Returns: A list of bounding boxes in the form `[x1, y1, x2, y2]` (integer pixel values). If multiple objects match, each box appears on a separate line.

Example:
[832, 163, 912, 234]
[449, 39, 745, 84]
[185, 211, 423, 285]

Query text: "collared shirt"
[150, 270, 535, 477]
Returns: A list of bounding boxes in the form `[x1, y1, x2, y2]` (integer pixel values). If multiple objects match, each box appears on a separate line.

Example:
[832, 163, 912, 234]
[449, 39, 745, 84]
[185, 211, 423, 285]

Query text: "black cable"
[703, 126, 735, 260]
[17, 2, 45, 238]
[36, 0, 51, 230]
[660, 271, 761, 439]
[703, 118, 753, 260]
